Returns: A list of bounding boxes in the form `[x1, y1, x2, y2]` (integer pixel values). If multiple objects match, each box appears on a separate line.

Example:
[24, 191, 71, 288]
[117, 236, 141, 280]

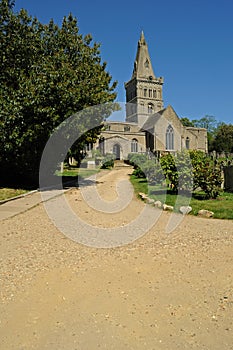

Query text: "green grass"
[1, 168, 101, 201]
[190, 192, 233, 219]
[0, 188, 29, 201]
[55, 168, 79, 177]
[130, 177, 149, 195]
[55, 167, 100, 178]
[77, 168, 101, 179]
[130, 175, 233, 220]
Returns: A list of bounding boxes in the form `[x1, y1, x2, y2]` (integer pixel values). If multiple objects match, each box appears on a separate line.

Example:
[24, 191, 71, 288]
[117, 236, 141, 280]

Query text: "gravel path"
[0, 164, 233, 349]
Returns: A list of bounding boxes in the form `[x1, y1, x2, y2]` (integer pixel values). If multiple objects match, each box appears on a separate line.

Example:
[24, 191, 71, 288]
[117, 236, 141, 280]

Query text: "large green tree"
[212, 124, 233, 153]
[192, 115, 218, 132]
[180, 117, 194, 127]
[0, 0, 117, 185]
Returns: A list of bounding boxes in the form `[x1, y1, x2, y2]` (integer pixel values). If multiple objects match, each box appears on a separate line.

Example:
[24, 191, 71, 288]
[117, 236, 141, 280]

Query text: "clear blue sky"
[14, 0, 233, 124]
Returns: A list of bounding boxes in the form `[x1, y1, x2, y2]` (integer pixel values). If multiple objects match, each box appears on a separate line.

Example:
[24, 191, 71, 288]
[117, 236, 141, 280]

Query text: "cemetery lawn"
[0, 168, 100, 201]
[0, 188, 29, 201]
[55, 167, 100, 178]
[130, 175, 233, 220]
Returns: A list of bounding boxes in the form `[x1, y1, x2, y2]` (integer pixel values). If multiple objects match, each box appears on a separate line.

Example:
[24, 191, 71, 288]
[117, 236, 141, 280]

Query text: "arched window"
[166, 125, 174, 150]
[131, 139, 138, 153]
[148, 103, 154, 114]
[186, 137, 190, 149]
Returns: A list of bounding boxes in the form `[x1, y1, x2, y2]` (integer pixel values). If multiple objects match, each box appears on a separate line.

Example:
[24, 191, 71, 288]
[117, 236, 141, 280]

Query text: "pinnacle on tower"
[139, 30, 146, 45]
[132, 31, 156, 80]
[124, 32, 164, 123]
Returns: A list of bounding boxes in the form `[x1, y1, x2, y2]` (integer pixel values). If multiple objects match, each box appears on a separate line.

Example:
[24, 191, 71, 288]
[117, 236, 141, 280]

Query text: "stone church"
[95, 32, 208, 160]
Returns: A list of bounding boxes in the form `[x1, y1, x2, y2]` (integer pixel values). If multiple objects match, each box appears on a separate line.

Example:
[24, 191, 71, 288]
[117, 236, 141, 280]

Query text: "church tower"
[124, 32, 164, 126]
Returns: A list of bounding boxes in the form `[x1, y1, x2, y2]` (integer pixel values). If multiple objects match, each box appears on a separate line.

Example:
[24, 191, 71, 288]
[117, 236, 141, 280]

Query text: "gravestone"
[224, 166, 233, 192]
[87, 160, 96, 169]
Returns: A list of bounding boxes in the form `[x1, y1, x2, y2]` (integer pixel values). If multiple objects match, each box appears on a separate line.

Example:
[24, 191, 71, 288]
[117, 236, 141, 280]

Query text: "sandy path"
[0, 164, 233, 349]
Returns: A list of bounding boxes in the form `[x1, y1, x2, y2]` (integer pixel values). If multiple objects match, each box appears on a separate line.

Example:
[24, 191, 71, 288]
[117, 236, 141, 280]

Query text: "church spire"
[125, 32, 164, 124]
[139, 30, 146, 45]
[132, 31, 156, 80]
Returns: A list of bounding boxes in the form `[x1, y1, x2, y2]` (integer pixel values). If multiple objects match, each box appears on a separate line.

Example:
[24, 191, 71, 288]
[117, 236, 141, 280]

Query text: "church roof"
[158, 105, 179, 118]
[141, 105, 180, 131]
[131, 31, 156, 80]
[141, 112, 162, 131]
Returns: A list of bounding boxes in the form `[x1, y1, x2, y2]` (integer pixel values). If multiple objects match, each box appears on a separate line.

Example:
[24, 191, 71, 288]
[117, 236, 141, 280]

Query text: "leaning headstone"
[224, 165, 233, 192]
[179, 206, 192, 215]
[198, 209, 214, 218]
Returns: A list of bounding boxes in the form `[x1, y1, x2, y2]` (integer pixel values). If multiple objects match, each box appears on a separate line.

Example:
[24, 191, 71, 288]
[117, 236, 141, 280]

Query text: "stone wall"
[184, 128, 207, 152]
[97, 121, 147, 160]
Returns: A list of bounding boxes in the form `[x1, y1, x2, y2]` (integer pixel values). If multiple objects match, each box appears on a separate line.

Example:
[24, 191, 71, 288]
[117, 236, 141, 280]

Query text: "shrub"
[160, 152, 193, 193]
[101, 153, 115, 169]
[160, 153, 178, 191]
[189, 151, 222, 198]
[130, 150, 222, 199]
[128, 153, 148, 177]
[132, 167, 145, 178]
[141, 160, 164, 185]
[128, 153, 147, 168]
[176, 151, 193, 192]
